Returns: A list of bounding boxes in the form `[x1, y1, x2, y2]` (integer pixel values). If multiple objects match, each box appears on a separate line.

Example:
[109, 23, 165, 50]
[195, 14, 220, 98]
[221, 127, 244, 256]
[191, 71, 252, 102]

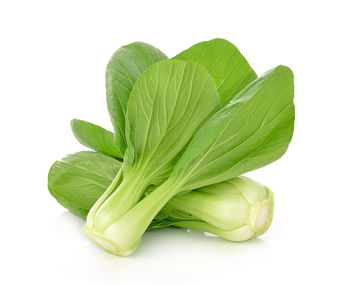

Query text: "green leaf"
[70, 119, 123, 158]
[124, 59, 221, 183]
[172, 65, 295, 189]
[48, 151, 122, 213]
[174, 38, 257, 105]
[106, 42, 168, 156]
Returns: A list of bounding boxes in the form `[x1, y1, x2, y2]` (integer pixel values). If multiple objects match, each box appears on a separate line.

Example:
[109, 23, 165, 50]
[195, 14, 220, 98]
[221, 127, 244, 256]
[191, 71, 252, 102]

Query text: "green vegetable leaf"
[71, 119, 122, 158]
[124, 59, 221, 183]
[48, 151, 122, 213]
[174, 38, 257, 105]
[106, 42, 168, 156]
[173, 65, 295, 189]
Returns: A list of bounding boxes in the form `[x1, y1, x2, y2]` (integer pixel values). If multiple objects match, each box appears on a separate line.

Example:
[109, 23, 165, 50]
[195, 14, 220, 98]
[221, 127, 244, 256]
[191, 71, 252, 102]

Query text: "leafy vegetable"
[86, 59, 220, 236]
[84, 65, 294, 256]
[47, 39, 295, 257]
[71, 119, 122, 158]
[106, 42, 168, 156]
[48, 151, 273, 241]
[174, 38, 257, 105]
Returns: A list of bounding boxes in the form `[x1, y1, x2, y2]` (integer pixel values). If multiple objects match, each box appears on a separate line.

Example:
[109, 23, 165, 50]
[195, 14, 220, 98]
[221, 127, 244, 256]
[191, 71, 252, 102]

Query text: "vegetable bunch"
[48, 39, 294, 256]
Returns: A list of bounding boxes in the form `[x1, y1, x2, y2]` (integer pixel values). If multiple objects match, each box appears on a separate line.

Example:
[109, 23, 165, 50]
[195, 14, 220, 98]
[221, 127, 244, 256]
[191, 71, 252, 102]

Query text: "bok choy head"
[86, 65, 294, 256]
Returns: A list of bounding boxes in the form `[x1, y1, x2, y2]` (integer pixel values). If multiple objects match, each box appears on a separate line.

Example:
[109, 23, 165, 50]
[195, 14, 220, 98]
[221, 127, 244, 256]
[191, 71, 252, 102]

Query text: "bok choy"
[47, 39, 295, 257]
[83, 65, 294, 256]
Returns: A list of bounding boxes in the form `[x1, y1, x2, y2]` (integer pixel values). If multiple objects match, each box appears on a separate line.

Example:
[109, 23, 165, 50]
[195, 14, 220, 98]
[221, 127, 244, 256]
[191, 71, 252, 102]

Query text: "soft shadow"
[50, 212, 270, 261]
[133, 226, 270, 258]
[50, 211, 85, 227]
[48, 211, 86, 241]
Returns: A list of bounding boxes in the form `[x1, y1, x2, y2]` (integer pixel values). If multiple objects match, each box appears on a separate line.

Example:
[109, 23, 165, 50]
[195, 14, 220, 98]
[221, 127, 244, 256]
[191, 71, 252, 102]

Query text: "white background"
[1, 1, 349, 284]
